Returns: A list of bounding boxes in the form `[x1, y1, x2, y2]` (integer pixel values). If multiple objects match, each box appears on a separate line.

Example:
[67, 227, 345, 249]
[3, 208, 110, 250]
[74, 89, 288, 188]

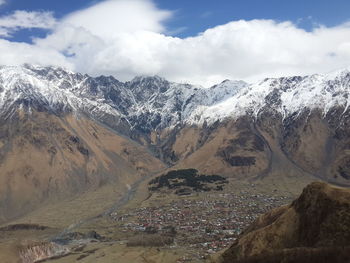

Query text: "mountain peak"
[0, 65, 349, 129]
[129, 75, 168, 84]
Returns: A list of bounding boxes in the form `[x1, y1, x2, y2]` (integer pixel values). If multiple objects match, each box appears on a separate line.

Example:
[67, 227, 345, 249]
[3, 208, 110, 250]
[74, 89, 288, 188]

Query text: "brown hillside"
[0, 110, 165, 223]
[151, 109, 350, 188]
[218, 182, 350, 263]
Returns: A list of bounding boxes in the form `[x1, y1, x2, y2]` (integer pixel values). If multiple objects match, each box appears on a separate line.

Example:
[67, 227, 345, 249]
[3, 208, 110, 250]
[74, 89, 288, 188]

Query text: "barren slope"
[0, 109, 165, 223]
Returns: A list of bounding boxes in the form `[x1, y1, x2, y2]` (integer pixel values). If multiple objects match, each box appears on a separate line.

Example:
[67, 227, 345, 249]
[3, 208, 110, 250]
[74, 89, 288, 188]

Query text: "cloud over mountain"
[0, 0, 350, 86]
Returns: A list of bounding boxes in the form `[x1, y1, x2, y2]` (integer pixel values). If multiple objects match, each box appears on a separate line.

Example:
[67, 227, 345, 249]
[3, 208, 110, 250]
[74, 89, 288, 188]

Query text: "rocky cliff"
[218, 182, 350, 263]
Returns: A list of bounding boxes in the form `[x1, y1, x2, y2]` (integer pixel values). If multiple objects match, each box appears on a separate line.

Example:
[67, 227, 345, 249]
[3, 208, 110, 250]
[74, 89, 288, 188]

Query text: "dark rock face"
[219, 182, 350, 263]
[223, 156, 256, 167]
[293, 182, 350, 247]
[127, 76, 171, 102]
[338, 164, 350, 180]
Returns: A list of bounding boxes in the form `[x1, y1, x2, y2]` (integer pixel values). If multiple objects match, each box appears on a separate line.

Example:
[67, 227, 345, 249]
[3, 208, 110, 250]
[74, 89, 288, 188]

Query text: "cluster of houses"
[110, 190, 291, 260]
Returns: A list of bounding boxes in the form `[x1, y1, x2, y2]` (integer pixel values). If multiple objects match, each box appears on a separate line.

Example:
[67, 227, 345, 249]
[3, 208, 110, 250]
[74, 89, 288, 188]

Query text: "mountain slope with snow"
[189, 70, 350, 124]
[0, 65, 349, 131]
[0, 64, 350, 222]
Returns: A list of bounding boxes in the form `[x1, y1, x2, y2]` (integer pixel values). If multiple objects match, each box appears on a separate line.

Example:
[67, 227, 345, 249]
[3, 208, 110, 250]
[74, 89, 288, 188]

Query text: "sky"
[0, 0, 349, 86]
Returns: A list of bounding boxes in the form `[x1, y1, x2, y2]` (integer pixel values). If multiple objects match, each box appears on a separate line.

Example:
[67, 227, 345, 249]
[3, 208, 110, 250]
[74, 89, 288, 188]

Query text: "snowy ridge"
[0, 65, 124, 121]
[0, 65, 349, 130]
[188, 70, 350, 124]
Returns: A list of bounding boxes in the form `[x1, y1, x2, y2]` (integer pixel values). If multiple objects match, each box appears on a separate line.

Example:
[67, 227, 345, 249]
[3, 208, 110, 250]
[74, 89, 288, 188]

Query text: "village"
[110, 188, 292, 261]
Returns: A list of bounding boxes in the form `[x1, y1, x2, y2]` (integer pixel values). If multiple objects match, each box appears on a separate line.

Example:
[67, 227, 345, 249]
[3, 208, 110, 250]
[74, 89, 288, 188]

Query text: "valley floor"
[0, 172, 316, 263]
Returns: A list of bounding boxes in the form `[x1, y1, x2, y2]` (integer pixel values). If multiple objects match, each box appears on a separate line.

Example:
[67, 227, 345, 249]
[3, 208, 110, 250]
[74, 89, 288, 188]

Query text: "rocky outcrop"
[218, 182, 350, 263]
[19, 242, 69, 263]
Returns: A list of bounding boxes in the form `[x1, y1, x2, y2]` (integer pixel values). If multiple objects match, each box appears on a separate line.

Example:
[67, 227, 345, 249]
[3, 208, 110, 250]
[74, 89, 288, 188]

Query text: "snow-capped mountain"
[0, 64, 350, 222]
[1, 64, 349, 133]
[189, 70, 350, 124]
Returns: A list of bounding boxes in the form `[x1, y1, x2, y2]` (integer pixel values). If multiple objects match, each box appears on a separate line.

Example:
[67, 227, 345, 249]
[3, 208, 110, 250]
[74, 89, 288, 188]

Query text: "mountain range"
[0, 64, 350, 222]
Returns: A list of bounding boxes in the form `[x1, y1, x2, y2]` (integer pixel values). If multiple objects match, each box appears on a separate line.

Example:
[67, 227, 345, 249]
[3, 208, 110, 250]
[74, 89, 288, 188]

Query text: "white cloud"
[61, 0, 171, 39]
[0, 10, 56, 37]
[0, 0, 350, 87]
[0, 38, 72, 68]
[0, 0, 5, 6]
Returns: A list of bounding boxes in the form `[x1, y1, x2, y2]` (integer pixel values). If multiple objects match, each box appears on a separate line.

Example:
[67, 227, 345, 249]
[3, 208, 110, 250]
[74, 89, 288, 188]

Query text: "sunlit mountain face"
[0, 1, 350, 262]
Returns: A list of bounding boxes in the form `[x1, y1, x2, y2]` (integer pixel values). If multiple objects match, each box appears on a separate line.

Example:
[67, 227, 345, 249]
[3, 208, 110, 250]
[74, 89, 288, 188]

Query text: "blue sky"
[157, 0, 350, 36]
[1, 0, 350, 42]
[0, 0, 349, 86]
